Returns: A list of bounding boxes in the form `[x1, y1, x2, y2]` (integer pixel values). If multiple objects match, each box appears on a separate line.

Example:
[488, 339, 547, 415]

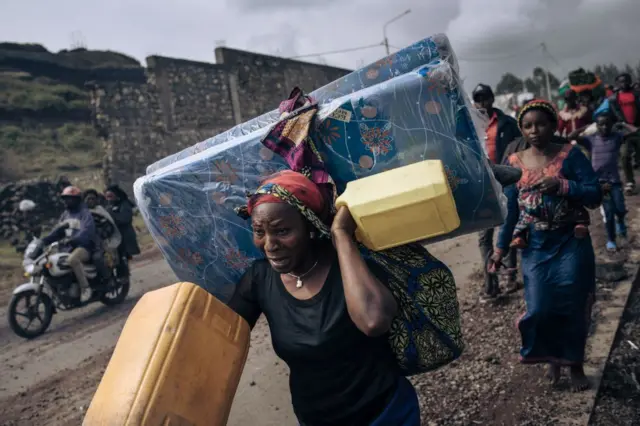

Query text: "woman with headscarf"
[490, 100, 602, 391]
[84, 189, 121, 252]
[489, 100, 602, 392]
[105, 185, 140, 276]
[228, 170, 420, 426]
[558, 90, 592, 139]
[85, 189, 122, 285]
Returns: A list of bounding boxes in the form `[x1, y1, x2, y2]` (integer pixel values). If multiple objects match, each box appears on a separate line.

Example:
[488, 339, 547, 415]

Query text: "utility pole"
[540, 43, 553, 101]
[383, 9, 411, 56]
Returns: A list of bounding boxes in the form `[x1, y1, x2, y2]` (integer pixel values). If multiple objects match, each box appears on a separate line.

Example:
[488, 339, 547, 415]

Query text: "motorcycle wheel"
[99, 278, 129, 306]
[7, 290, 54, 339]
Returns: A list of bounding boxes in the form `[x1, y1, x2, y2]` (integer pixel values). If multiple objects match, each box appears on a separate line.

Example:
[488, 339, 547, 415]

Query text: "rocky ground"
[589, 268, 640, 425]
[411, 202, 640, 426]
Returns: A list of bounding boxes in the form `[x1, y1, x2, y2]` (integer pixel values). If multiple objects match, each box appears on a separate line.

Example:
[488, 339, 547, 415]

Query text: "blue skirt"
[518, 229, 596, 365]
[370, 377, 420, 426]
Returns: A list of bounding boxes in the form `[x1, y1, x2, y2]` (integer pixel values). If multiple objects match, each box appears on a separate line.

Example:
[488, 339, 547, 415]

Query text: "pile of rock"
[0, 176, 71, 240]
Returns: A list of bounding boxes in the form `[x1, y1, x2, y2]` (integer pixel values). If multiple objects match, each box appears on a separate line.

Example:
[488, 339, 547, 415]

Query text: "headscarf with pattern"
[243, 170, 332, 237]
[517, 99, 558, 131]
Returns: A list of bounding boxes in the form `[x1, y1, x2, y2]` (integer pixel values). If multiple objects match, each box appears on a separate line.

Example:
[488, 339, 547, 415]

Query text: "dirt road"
[0, 248, 328, 425]
[0, 205, 637, 425]
[0, 235, 479, 425]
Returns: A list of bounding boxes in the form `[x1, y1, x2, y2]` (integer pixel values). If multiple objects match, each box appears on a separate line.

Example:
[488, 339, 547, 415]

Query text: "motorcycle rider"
[42, 186, 100, 302]
[105, 185, 140, 278]
[84, 189, 122, 284]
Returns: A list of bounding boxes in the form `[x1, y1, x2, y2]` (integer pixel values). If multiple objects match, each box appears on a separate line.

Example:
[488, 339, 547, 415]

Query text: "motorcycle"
[7, 238, 130, 339]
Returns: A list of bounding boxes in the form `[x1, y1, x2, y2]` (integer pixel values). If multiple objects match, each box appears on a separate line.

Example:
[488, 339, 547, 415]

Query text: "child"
[575, 111, 627, 251]
[509, 187, 590, 249]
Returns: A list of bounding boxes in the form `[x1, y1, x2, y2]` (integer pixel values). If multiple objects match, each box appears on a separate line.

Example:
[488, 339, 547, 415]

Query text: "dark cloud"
[448, 0, 640, 89]
[1, 0, 639, 93]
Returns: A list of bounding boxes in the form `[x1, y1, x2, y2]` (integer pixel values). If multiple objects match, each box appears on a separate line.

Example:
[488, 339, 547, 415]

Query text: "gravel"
[411, 202, 639, 426]
[589, 272, 640, 426]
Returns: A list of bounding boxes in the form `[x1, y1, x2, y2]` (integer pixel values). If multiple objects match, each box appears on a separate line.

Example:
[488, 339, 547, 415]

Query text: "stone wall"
[92, 49, 350, 193]
[214, 48, 349, 123]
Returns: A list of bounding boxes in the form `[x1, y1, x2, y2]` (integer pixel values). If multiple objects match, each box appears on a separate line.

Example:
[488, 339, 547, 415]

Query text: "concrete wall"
[92, 49, 350, 193]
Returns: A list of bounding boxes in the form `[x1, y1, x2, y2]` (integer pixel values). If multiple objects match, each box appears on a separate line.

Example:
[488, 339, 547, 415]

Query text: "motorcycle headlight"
[24, 264, 36, 276]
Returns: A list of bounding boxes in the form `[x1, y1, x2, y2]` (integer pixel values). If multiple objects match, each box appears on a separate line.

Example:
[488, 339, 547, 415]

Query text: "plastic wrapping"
[146, 34, 458, 174]
[134, 38, 505, 303]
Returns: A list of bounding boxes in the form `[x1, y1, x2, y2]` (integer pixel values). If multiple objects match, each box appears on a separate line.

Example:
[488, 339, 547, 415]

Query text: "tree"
[601, 64, 621, 85]
[533, 67, 561, 89]
[624, 64, 636, 80]
[593, 65, 604, 81]
[523, 78, 540, 96]
[495, 73, 524, 95]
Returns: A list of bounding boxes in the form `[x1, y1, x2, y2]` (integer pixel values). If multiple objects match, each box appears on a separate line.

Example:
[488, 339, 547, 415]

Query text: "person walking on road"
[558, 90, 592, 139]
[489, 100, 602, 392]
[472, 83, 522, 301]
[229, 171, 421, 425]
[608, 73, 640, 194]
[573, 112, 628, 252]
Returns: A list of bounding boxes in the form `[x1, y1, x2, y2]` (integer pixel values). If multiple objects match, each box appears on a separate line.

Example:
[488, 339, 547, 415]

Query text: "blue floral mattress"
[146, 34, 458, 174]
[134, 45, 505, 303]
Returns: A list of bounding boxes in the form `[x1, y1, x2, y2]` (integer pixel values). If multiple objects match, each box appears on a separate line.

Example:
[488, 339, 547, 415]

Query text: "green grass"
[0, 240, 23, 293]
[0, 68, 104, 183]
[0, 123, 103, 180]
[0, 240, 21, 266]
[0, 71, 88, 111]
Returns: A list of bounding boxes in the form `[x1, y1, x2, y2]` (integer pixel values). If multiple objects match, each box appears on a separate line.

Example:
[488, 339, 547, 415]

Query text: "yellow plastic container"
[335, 160, 460, 251]
[83, 282, 250, 426]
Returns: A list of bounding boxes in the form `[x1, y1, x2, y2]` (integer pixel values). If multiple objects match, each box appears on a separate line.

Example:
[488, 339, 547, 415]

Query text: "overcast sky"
[1, 0, 639, 91]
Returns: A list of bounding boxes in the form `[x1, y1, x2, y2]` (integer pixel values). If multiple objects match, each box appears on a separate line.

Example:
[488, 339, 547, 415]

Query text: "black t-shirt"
[228, 256, 399, 426]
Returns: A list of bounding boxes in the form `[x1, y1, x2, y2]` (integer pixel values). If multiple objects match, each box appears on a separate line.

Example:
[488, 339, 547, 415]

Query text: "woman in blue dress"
[489, 100, 602, 391]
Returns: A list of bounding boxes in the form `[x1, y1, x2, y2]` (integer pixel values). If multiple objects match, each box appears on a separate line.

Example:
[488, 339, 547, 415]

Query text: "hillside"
[0, 42, 144, 185]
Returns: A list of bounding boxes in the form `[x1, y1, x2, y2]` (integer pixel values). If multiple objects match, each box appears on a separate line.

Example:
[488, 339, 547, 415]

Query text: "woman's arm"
[557, 118, 567, 137]
[332, 208, 398, 337]
[227, 264, 263, 329]
[495, 183, 519, 254]
[558, 147, 603, 208]
[110, 202, 133, 226]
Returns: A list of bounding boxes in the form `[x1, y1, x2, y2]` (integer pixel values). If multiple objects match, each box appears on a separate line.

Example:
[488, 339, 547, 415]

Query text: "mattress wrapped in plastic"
[134, 37, 504, 303]
[146, 34, 458, 174]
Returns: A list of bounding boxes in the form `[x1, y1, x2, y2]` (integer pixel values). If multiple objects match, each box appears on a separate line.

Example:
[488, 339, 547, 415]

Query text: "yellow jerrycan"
[83, 282, 250, 426]
[335, 159, 460, 251]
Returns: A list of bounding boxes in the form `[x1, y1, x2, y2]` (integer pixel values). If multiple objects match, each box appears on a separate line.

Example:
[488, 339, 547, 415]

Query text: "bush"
[0, 123, 100, 154]
[0, 72, 88, 111]
[60, 124, 99, 151]
[0, 125, 39, 152]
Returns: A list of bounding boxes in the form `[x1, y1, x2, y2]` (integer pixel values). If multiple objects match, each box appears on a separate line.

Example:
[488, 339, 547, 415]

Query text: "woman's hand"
[332, 205, 397, 336]
[534, 176, 561, 195]
[487, 250, 504, 274]
[331, 206, 357, 237]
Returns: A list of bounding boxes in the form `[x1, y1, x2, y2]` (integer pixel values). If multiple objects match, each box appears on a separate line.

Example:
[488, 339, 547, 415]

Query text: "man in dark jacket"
[42, 186, 99, 301]
[609, 73, 640, 194]
[472, 84, 522, 300]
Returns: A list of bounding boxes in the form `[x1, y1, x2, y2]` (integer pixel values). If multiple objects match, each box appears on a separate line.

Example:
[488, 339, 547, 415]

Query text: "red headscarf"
[247, 170, 328, 221]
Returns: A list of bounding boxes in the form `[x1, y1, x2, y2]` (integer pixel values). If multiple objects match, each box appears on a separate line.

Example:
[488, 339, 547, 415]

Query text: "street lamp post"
[383, 9, 411, 56]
